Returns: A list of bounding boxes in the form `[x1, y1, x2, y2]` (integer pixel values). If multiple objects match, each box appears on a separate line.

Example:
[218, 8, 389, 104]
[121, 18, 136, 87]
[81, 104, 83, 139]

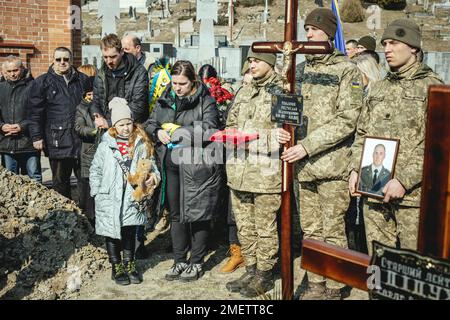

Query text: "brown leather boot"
[300, 282, 326, 300]
[220, 244, 245, 273]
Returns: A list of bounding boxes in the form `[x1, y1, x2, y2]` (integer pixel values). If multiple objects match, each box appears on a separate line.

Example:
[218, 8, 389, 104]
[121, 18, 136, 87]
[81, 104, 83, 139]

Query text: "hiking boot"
[165, 262, 188, 281]
[240, 269, 274, 298]
[220, 244, 245, 273]
[180, 263, 204, 282]
[111, 263, 130, 286]
[125, 261, 142, 284]
[225, 264, 256, 293]
[300, 282, 326, 300]
[326, 288, 343, 300]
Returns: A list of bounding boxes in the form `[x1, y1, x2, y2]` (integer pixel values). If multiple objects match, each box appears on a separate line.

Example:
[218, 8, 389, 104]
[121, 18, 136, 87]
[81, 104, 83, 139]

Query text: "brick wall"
[0, 0, 82, 77]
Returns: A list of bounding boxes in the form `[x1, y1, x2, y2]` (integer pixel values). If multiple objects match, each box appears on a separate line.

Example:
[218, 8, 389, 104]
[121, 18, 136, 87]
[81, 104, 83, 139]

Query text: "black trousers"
[105, 226, 137, 264]
[49, 158, 81, 201]
[165, 153, 210, 264]
[79, 177, 95, 220]
[227, 194, 240, 245]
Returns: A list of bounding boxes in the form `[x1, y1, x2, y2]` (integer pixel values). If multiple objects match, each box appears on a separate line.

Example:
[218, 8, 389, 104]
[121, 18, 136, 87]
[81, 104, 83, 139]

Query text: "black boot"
[111, 263, 130, 286]
[226, 264, 256, 293]
[125, 260, 142, 284]
[240, 269, 274, 298]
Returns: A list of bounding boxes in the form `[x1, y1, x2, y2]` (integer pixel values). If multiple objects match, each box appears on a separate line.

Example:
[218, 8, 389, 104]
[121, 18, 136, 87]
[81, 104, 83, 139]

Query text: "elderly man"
[121, 34, 156, 73]
[28, 47, 86, 198]
[0, 56, 41, 182]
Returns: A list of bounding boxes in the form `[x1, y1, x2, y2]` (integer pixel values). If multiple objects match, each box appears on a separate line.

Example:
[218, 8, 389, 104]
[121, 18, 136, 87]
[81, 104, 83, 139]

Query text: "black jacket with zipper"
[145, 83, 225, 223]
[0, 70, 36, 154]
[27, 66, 86, 159]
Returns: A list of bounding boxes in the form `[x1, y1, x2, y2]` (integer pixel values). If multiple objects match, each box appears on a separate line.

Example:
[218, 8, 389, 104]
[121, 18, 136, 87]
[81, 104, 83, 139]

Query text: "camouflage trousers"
[364, 201, 419, 255]
[230, 189, 281, 272]
[299, 180, 349, 289]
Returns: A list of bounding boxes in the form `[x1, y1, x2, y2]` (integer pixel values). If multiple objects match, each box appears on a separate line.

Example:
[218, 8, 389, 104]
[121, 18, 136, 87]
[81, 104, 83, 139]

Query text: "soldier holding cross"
[278, 8, 364, 300]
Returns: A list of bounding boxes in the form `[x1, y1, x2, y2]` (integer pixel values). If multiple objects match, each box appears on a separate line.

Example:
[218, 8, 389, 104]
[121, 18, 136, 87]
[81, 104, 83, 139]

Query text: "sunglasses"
[55, 57, 70, 62]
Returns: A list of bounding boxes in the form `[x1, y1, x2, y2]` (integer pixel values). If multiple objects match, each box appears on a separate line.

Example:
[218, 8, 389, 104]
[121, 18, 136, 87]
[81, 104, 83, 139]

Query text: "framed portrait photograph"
[357, 136, 400, 199]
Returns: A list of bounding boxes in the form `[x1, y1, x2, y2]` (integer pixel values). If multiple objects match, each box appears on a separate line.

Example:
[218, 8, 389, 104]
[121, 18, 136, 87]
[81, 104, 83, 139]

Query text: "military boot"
[225, 264, 256, 293]
[300, 282, 326, 300]
[240, 269, 274, 298]
[111, 263, 130, 286]
[220, 244, 245, 273]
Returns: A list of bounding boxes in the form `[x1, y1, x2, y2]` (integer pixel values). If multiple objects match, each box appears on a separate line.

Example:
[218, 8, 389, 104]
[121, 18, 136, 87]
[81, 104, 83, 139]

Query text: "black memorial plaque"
[271, 94, 303, 125]
[369, 241, 450, 300]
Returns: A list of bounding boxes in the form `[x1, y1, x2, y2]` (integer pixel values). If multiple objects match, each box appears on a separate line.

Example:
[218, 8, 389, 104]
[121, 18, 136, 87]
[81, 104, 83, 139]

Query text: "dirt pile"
[0, 167, 108, 300]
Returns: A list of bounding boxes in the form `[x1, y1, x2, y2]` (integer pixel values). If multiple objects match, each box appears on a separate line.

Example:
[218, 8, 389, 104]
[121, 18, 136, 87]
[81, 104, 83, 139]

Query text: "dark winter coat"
[0, 70, 36, 154]
[27, 66, 86, 159]
[91, 53, 149, 124]
[75, 99, 100, 178]
[145, 83, 225, 223]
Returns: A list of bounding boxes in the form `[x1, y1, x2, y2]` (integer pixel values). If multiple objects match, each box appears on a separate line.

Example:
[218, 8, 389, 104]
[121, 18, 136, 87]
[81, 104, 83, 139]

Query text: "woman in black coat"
[145, 60, 224, 282]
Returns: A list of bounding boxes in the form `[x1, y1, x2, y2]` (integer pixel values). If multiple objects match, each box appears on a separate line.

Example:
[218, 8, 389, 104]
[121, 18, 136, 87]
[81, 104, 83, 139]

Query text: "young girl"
[90, 97, 160, 285]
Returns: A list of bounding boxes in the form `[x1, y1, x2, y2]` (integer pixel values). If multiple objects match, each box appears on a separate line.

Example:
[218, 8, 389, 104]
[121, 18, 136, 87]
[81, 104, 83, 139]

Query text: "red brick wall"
[0, 0, 82, 77]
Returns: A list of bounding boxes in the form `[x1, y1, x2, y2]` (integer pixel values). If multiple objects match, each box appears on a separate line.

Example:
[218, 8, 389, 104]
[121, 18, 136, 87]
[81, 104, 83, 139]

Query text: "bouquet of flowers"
[204, 77, 234, 105]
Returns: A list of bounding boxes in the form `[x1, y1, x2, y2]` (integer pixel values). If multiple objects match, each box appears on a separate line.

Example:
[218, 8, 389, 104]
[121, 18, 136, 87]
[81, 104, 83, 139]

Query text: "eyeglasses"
[55, 58, 70, 62]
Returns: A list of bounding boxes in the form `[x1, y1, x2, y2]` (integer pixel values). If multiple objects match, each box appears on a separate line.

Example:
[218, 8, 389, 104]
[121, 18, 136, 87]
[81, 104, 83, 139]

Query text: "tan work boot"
[220, 244, 245, 273]
[299, 282, 326, 300]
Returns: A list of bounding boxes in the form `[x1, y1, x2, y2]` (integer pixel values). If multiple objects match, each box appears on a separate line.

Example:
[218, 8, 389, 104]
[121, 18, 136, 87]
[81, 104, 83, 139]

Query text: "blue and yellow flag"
[331, 0, 346, 55]
[148, 58, 172, 113]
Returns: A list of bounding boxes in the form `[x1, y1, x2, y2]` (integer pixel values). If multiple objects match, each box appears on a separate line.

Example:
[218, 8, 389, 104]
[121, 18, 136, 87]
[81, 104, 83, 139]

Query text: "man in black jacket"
[92, 33, 149, 129]
[28, 47, 86, 199]
[0, 56, 41, 182]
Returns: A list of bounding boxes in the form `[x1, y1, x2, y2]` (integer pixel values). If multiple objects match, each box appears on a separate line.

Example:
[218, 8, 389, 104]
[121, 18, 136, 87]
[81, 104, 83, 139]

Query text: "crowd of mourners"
[0, 8, 444, 299]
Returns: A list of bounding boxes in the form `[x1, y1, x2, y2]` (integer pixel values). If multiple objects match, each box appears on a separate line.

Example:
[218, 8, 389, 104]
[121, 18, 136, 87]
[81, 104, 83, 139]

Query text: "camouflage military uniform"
[226, 71, 284, 272]
[350, 61, 443, 255]
[295, 50, 364, 289]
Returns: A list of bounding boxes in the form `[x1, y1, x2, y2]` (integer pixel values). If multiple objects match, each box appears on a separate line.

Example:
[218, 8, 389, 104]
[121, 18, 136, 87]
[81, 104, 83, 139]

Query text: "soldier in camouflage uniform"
[348, 20, 444, 256]
[225, 48, 285, 298]
[279, 8, 364, 300]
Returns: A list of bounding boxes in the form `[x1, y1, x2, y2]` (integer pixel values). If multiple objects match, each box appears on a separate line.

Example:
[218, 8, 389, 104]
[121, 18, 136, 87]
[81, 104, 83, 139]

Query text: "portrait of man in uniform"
[357, 138, 399, 198]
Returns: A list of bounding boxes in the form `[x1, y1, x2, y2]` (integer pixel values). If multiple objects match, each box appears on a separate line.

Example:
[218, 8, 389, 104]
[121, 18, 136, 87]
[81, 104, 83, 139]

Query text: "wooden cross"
[301, 85, 450, 295]
[250, 0, 332, 300]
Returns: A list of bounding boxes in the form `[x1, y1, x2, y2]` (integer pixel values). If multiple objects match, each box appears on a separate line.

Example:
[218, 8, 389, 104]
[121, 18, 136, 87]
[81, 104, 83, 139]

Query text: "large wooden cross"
[250, 0, 332, 300]
[301, 85, 450, 296]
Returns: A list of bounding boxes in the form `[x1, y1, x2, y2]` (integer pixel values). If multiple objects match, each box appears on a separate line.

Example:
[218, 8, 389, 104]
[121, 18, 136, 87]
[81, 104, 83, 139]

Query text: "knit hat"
[109, 97, 132, 126]
[381, 19, 421, 49]
[304, 8, 337, 39]
[246, 48, 276, 67]
[358, 36, 376, 51]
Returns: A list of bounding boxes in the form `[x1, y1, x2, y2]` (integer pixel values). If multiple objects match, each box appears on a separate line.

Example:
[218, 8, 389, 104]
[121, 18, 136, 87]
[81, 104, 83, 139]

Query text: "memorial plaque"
[369, 241, 450, 300]
[271, 94, 303, 125]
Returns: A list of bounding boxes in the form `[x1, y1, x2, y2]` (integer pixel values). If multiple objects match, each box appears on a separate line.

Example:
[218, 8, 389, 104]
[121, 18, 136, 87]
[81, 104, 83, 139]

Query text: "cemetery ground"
[0, 156, 368, 300]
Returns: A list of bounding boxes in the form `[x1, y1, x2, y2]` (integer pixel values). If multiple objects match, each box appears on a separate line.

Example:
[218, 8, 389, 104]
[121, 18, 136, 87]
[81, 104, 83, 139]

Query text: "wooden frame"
[356, 136, 400, 199]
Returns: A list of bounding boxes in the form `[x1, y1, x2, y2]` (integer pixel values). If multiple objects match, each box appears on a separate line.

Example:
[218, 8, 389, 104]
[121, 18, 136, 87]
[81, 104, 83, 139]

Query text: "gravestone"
[98, 0, 120, 36]
[197, 0, 218, 63]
